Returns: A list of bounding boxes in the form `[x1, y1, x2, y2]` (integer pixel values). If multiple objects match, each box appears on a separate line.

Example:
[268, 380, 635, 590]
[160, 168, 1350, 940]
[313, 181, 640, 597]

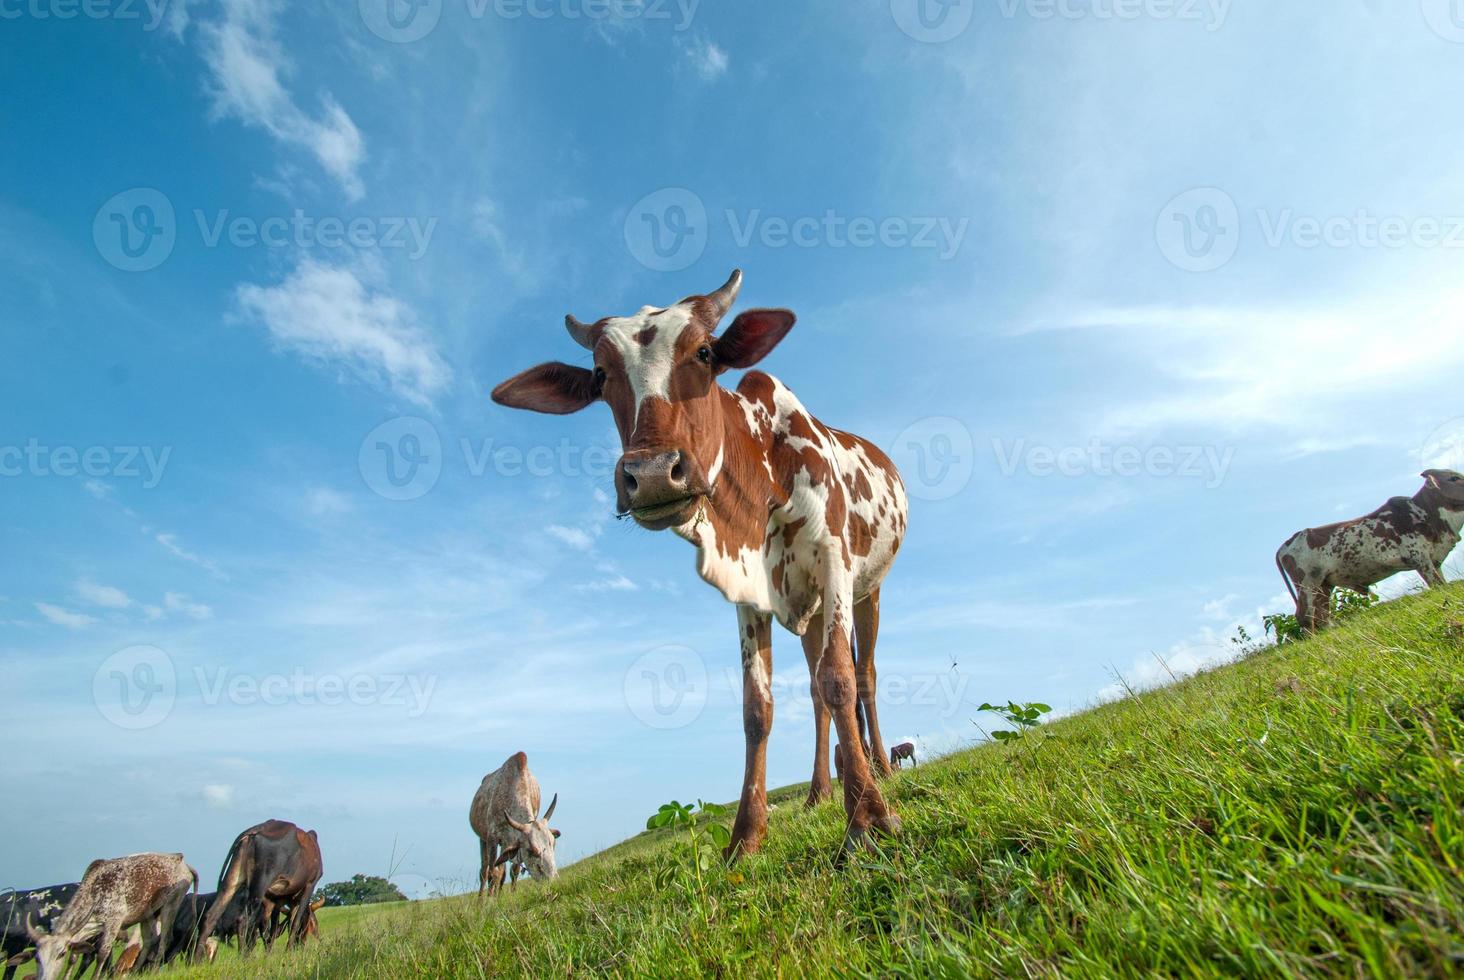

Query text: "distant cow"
[1278, 469, 1464, 632]
[197, 819, 322, 956]
[2, 883, 79, 980]
[470, 752, 560, 897]
[890, 742, 917, 768]
[27, 852, 196, 979]
[268, 894, 324, 947]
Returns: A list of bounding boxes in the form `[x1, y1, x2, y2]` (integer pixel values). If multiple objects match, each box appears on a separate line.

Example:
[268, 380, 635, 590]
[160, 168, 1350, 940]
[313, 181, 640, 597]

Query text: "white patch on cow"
[707, 442, 725, 486]
[600, 305, 694, 431]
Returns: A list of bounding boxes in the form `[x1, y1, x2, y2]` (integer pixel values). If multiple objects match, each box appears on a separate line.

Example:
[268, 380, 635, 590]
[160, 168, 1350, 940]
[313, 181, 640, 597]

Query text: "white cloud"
[156, 532, 224, 577]
[165, 592, 214, 620]
[76, 580, 133, 609]
[83, 479, 113, 500]
[34, 602, 96, 630]
[678, 35, 728, 81]
[164, 0, 192, 38]
[546, 525, 596, 550]
[306, 487, 354, 517]
[199, 0, 366, 199]
[1200, 594, 1239, 621]
[236, 258, 452, 407]
[574, 575, 637, 593]
[202, 783, 236, 809]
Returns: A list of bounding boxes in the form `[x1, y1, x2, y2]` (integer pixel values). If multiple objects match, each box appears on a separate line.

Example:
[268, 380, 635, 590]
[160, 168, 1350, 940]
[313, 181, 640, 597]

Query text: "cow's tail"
[216, 829, 253, 893]
[1276, 541, 1300, 606]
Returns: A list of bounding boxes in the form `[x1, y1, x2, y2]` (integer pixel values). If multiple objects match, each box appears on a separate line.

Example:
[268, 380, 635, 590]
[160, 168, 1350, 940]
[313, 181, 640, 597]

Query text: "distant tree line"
[316, 874, 409, 907]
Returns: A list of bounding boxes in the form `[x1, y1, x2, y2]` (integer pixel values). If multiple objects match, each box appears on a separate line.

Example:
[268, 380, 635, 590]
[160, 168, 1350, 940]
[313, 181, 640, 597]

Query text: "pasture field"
[77, 585, 1464, 976]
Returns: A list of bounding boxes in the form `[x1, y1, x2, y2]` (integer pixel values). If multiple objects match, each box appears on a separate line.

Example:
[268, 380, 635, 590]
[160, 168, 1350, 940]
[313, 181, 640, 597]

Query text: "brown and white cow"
[27, 852, 196, 979]
[1277, 469, 1464, 632]
[470, 752, 560, 897]
[492, 270, 909, 857]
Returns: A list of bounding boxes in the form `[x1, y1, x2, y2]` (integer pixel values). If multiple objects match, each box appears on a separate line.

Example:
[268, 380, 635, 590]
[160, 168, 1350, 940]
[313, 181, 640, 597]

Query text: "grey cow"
[28, 852, 196, 978]
[1277, 469, 1464, 632]
[469, 752, 560, 897]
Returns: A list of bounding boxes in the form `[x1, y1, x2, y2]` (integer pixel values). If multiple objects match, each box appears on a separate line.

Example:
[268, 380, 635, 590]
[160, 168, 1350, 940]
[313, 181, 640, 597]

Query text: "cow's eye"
[696, 346, 713, 365]
[593, 366, 607, 386]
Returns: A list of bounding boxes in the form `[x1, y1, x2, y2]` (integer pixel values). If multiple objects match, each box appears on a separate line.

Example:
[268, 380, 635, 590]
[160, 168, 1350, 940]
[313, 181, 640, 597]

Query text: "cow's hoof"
[876, 811, 903, 836]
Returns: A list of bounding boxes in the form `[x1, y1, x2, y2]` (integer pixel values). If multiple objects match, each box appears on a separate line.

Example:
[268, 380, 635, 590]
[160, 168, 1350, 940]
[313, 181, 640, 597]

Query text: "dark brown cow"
[889, 741, 917, 768]
[492, 270, 908, 857]
[196, 819, 322, 956]
[1277, 469, 1464, 632]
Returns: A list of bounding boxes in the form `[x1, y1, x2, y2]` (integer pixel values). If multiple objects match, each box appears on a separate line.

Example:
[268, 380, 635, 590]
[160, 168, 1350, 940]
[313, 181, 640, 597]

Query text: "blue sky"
[3, 0, 1463, 897]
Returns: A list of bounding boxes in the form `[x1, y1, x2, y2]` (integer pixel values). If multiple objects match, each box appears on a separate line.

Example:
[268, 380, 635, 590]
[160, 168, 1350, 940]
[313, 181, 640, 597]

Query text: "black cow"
[196, 819, 323, 957]
[1, 884, 79, 980]
[164, 891, 248, 964]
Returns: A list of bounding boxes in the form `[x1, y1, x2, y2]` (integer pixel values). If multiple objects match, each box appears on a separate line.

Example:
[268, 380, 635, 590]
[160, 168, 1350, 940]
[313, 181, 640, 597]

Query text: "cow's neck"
[673, 386, 779, 607]
[1417, 488, 1464, 537]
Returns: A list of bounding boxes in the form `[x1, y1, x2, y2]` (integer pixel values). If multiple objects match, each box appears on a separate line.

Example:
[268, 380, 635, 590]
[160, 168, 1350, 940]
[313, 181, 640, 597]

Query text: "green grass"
[138, 586, 1464, 975]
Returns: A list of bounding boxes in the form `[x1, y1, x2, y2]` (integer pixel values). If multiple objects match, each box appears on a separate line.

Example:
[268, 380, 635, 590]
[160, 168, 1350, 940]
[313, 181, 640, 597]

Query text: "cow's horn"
[565, 314, 595, 350]
[309, 896, 325, 912]
[506, 816, 530, 834]
[542, 793, 558, 822]
[707, 269, 743, 320]
[24, 911, 43, 942]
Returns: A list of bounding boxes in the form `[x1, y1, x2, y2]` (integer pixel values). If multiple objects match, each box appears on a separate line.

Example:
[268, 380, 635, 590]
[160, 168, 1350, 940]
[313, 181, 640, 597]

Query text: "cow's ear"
[492, 845, 520, 867]
[713, 309, 796, 370]
[551, 828, 561, 839]
[492, 363, 597, 415]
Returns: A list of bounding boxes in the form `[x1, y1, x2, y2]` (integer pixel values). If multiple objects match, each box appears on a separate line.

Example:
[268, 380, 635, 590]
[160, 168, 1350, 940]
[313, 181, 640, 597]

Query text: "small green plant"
[645, 799, 731, 921]
[976, 700, 1051, 742]
[1264, 588, 1381, 646]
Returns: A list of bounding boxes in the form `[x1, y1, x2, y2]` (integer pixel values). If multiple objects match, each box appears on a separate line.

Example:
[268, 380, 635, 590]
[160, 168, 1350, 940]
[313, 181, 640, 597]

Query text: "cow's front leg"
[727, 605, 774, 860]
[800, 615, 833, 807]
[854, 590, 895, 779]
[817, 580, 899, 854]
[1409, 558, 1447, 588]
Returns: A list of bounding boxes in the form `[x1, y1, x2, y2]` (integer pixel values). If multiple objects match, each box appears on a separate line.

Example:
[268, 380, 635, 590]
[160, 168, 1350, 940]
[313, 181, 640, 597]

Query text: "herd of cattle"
[2, 820, 322, 979]
[10, 271, 1461, 974]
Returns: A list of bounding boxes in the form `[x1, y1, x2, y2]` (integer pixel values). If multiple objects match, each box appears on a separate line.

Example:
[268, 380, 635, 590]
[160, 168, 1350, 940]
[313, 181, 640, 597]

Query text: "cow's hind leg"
[801, 618, 834, 807]
[289, 886, 315, 947]
[727, 605, 775, 860]
[854, 590, 894, 779]
[477, 839, 491, 898]
[818, 574, 899, 855]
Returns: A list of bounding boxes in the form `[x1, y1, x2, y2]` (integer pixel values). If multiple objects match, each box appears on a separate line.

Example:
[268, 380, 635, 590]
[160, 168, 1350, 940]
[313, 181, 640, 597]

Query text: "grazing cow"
[470, 752, 560, 897]
[27, 853, 196, 979]
[267, 894, 324, 947]
[1278, 469, 1464, 632]
[890, 741, 917, 768]
[197, 819, 322, 956]
[2, 884, 79, 980]
[492, 270, 908, 857]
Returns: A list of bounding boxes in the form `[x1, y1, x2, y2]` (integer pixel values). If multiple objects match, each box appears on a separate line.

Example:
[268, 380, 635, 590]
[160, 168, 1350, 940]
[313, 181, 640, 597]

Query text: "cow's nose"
[620, 450, 689, 505]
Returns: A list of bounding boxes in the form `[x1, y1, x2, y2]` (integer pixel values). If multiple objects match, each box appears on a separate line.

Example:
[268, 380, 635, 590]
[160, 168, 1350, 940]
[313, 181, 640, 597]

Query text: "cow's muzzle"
[616, 449, 710, 530]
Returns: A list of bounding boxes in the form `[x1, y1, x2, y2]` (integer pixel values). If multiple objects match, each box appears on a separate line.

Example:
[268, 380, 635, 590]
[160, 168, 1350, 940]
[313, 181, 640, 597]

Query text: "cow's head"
[494, 793, 561, 882]
[25, 914, 75, 980]
[492, 270, 796, 530]
[1423, 468, 1464, 507]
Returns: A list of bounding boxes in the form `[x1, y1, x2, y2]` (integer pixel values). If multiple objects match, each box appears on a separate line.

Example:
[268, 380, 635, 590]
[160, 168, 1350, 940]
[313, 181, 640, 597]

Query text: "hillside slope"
[165, 585, 1464, 978]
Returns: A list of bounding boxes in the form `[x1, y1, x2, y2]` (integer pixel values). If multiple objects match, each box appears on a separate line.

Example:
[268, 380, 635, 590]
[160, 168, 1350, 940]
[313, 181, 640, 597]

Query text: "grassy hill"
[135, 585, 1464, 976]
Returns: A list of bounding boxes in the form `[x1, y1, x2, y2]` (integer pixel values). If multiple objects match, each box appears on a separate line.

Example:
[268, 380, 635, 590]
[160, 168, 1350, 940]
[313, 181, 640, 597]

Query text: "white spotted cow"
[1277, 469, 1464, 632]
[492, 270, 909, 857]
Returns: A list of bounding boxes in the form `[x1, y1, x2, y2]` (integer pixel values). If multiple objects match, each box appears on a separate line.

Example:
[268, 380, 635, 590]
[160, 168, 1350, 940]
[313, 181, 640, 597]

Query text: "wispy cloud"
[165, 592, 214, 620]
[34, 602, 96, 630]
[546, 525, 596, 550]
[156, 532, 225, 578]
[199, 0, 366, 199]
[678, 35, 728, 82]
[236, 258, 451, 408]
[76, 580, 133, 609]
